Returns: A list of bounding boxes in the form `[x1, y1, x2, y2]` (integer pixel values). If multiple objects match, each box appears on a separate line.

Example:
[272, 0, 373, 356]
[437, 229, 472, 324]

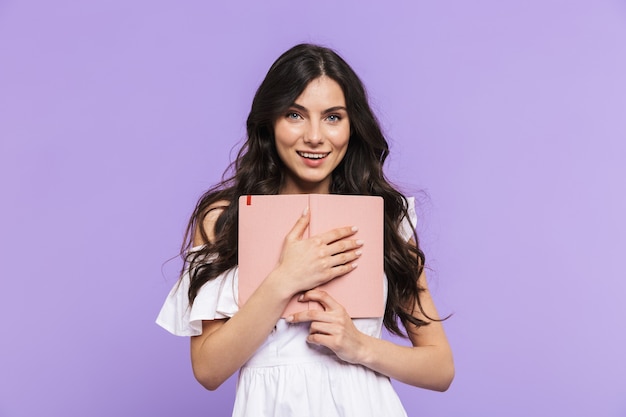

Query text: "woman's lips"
[297, 151, 330, 167]
[297, 151, 330, 160]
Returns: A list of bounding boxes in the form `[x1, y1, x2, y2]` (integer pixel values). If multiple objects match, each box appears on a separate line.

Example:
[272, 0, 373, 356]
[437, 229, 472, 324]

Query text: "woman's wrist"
[353, 333, 382, 368]
[263, 268, 300, 303]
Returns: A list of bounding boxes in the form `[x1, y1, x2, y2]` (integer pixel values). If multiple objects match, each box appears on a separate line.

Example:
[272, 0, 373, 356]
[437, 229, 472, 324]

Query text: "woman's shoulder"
[194, 200, 230, 246]
[205, 199, 230, 216]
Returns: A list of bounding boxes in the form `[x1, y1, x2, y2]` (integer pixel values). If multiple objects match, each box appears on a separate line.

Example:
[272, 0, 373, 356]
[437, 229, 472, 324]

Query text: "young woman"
[157, 43, 454, 416]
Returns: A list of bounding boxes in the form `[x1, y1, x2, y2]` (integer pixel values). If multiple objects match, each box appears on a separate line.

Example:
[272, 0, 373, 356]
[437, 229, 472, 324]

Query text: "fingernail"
[352, 262, 358, 269]
[297, 294, 304, 301]
[351, 226, 358, 232]
[355, 250, 362, 256]
[356, 239, 364, 246]
[285, 315, 294, 322]
[302, 206, 309, 216]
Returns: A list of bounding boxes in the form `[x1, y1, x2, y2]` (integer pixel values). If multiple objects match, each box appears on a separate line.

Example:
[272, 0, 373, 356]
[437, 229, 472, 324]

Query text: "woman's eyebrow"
[324, 106, 348, 114]
[290, 103, 348, 114]
[290, 103, 308, 114]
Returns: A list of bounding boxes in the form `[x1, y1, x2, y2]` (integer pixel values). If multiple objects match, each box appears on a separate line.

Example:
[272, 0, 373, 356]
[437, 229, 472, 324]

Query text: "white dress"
[156, 198, 417, 417]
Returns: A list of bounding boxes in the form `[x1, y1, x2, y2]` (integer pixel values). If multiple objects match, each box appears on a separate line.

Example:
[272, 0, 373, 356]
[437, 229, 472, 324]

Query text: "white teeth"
[299, 152, 328, 159]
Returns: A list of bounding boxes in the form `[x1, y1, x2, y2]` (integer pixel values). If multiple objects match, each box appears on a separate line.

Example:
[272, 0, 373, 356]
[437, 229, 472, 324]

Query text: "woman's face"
[274, 76, 350, 194]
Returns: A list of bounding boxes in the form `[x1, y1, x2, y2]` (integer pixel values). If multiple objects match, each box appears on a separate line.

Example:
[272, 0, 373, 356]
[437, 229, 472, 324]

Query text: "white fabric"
[156, 196, 417, 417]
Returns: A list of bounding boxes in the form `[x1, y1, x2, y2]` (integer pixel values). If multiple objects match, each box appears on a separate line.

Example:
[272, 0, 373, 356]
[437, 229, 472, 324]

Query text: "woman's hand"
[285, 283, 454, 392]
[271, 207, 364, 296]
[286, 289, 367, 364]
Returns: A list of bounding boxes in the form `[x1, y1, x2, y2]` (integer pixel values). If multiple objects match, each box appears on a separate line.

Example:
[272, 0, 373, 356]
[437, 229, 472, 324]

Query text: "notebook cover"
[238, 194, 384, 318]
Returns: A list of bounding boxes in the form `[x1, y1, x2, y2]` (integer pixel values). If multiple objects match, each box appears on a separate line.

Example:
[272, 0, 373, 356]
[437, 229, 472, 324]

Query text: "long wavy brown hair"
[182, 44, 432, 336]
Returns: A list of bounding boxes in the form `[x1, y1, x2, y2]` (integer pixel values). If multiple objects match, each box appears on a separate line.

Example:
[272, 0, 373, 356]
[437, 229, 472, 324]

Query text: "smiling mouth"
[297, 151, 329, 160]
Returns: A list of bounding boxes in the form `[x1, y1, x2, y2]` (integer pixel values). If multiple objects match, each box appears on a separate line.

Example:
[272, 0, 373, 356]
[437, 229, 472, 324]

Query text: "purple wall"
[1, 1, 625, 416]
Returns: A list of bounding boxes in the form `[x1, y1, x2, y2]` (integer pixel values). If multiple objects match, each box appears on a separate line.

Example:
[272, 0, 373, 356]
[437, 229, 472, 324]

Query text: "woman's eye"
[286, 112, 301, 120]
[326, 114, 341, 122]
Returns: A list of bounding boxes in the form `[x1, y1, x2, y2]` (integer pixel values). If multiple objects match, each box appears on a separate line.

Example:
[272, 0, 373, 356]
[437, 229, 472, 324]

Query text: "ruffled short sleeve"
[399, 196, 417, 242]
[156, 265, 239, 337]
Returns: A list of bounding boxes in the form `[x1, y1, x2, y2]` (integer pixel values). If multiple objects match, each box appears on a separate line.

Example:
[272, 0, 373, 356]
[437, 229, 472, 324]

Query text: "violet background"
[1, 1, 625, 416]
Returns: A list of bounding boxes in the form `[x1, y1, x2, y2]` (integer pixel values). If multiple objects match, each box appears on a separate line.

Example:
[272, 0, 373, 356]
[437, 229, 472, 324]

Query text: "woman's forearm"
[190, 272, 292, 390]
[356, 330, 454, 391]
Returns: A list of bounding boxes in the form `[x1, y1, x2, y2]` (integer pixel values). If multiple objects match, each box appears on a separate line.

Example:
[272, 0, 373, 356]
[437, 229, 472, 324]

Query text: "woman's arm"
[287, 269, 454, 391]
[364, 273, 454, 391]
[189, 205, 364, 390]
[190, 272, 294, 390]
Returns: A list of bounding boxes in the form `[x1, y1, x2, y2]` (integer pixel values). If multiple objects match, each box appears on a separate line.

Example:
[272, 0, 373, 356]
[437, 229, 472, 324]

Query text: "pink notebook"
[238, 194, 384, 318]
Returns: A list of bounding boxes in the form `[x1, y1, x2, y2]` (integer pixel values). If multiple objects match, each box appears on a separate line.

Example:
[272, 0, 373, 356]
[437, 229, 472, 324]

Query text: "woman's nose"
[303, 121, 323, 145]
